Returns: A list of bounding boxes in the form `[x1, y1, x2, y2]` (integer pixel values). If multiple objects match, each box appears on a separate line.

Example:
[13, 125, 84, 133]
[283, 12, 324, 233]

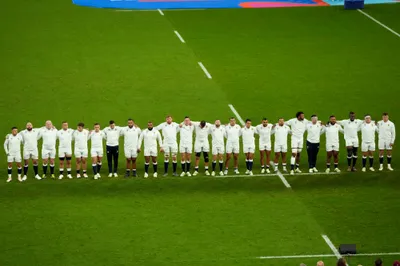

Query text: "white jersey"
[179, 124, 195, 146]
[73, 129, 89, 150]
[255, 124, 273, 146]
[361, 122, 378, 143]
[20, 129, 40, 150]
[273, 125, 291, 145]
[210, 126, 225, 147]
[4, 134, 23, 154]
[225, 124, 241, 143]
[323, 123, 343, 143]
[120, 126, 141, 149]
[193, 122, 211, 143]
[156, 122, 179, 145]
[57, 129, 74, 150]
[337, 119, 362, 139]
[241, 126, 256, 146]
[306, 123, 323, 143]
[89, 130, 105, 149]
[286, 118, 308, 139]
[38, 127, 58, 150]
[103, 126, 122, 147]
[377, 120, 396, 143]
[138, 129, 162, 149]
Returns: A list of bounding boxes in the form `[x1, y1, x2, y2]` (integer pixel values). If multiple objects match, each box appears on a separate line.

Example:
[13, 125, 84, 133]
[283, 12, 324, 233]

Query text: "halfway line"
[198, 62, 212, 79]
[228, 104, 245, 125]
[270, 161, 291, 188]
[358, 9, 400, 38]
[174, 30, 185, 43]
[157, 9, 164, 16]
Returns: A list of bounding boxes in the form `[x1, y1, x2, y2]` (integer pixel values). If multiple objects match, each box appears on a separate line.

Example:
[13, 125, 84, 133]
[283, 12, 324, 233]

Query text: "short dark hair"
[78, 122, 84, 127]
[245, 119, 251, 123]
[296, 112, 304, 118]
[128, 118, 133, 122]
[200, 120, 206, 127]
[349, 111, 355, 115]
[375, 258, 383, 266]
[94, 123, 100, 126]
[148, 120, 153, 123]
[262, 118, 267, 121]
[109, 120, 115, 125]
[61, 121, 68, 124]
[11, 126, 17, 130]
[365, 114, 371, 118]
[329, 115, 336, 119]
[311, 114, 317, 119]
[229, 117, 235, 120]
[337, 258, 347, 266]
[166, 115, 172, 118]
[382, 112, 389, 116]
[184, 116, 190, 119]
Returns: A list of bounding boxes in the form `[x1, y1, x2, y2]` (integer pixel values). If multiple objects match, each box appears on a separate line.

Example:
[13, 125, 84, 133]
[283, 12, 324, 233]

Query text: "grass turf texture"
[1, 1, 400, 265]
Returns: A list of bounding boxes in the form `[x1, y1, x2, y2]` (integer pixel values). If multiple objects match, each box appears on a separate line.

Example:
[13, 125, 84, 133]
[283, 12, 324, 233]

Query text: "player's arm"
[37, 129, 43, 140]
[154, 122, 164, 131]
[157, 131, 164, 152]
[137, 132, 144, 152]
[320, 126, 326, 135]
[391, 123, 396, 145]
[284, 119, 293, 127]
[4, 135, 9, 155]
[338, 125, 344, 134]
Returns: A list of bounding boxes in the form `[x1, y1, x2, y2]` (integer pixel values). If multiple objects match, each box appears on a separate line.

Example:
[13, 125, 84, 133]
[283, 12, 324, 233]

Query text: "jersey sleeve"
[155, 123, 164, 131]
[137, 132, 144, 149]
[391, 123, 396, 144]
[4, 135, 9, 154]
[156, 131, 163, 146]
[285, 118, 294, 127]
[338, 125, 344, 133]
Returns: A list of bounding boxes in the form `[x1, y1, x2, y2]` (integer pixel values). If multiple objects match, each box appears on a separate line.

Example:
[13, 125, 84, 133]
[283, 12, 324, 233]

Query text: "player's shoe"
[172, 172, 178, 177]
[113, 173, 118, 178]
[295, 168, 302, 173]
[96, 173, 101, 179]
[67, 174, 73, 179]
[77, 174, 81, 178]
[51, 174, 55, 179]
[83, 173, 88, 178]
[94, 175, 98, 180]
[132, 172, 137, 177]
[362, 167, 366, 172]
[274, 167, 278, 172]
[388, 165, 394, 171]
[347, 166, 352, 172]
[219, 171, 224, 176]
[125, 172, 130, 178]
[379, 165, 383, 171]
[313, 167, 318, 173]
[224, 170, 228, 175]
[249, 171, 253, 176]
[42, 174, 46, 179]
[163, 173, 168, 177]
[352, 167, 357, 172]
[309, 169, 313, 173]
[108, 173, 113, 178]
[58, 175, 63, 180]
[290, 170, 294, 175]
[261, 168, 265, 174]
[245, 170, 250, 175]
[369, 167, 375, 172]
[153, 173, 158, 178]
[325, 168, 330, 173]
[180, 172, 186, 177]
[205, 170, 210, 176]
[211, 171, 216, 176]
[6, 177, 12, 182]
[22, 175, 27, 181]
[266, 168, 270, 174]
[186, 172, 191, 177]
[193, 171, 198, 176]
[334, 168, 341, 173]
[18, 176, 22, 182]
[144, 172, 149, 178]
[234, 169, 240, 175]
[282, 167, 288, 172]
[35, 175, 41, 180]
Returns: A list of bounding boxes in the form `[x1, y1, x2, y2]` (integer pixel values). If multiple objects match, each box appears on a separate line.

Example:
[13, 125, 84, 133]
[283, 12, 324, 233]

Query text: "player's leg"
[113, 146, 119, 177]
[273, 151, 280, 171]
[233, 153, 239, 174]
[59, 154, 65, 178]
[92, 156, 98, 178]
[23, 157, 29, 179]
[163, 148, 170, 175]
[76, 157, 82, 178]
[194, 152, 201, 175]
[185, 152, 192, 176]
[266, 149, 271, 173]
[203, 152, 210, 175]
[82, 157, 88, 177]
[361, 142, 368, 171]
[144, 156, 150, 178]
[97, 153, 103, 176]
[352, 139, 359, 171]
[346, 146, 353, 171]
[132, 156, 137, 177]
[7, 159, 13, 182]
[151, 156, 158, 177]
[106, 146, 113, 176]
[326, 150, 332, 172]
[125, 157, 132, 177]
[386, 148, 393, 170]
[32, 156, 39, 178]
[282, 152, 287, 172]
[378, 148, 385, 171]
[290, 149, 297, 173]
[333, 150, 339, 172]
[42, 152, 49, 178]
[248, 152, 254, 175]
[259, 150, 265, 173]
[368, 148, 375, 171]
[211, 150, 217, 175]
[306, 141, 313, 171]
[180, 152, 186, 176]
[16, 160, 22, 181]
[245, 152, 250, 172]
[49, 155, 55, 178]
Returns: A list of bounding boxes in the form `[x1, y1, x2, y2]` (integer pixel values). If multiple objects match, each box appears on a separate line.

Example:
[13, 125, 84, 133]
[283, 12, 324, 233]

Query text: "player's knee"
[347, 149, 353, 158]
[59, 157, 65, 161]
[352, 148, 358, 157]
[195, 152, 201, 157]
[203, 152, 209, 162]
[66, 157, 71, 161]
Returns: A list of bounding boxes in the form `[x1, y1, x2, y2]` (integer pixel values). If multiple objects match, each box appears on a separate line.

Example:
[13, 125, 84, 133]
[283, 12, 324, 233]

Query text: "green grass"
[1, 1, 400, 266]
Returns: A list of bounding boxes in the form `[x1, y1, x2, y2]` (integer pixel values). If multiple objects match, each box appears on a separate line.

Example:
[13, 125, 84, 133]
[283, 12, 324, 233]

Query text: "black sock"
[126, 169, 130, 176]
[77, 170, 80, 175]
[362, 157, 367, 167]
[7, 168, 11, 175]
[43, 165, 48, 175]
[334, 163, 338, 168]
[219, 161, 223, 171]
[291, 164, 294, 170]
[17, 168, 22, 175]
[347, 157, 352, 166]
[246, 160, 249, 170]
[33, 165, 38, 175]
[186, 162, 191, 172]
[327, 163, 330, 169]
[172, 162, 177, 173]
[249, 161, 253, 171]
[50, 165, 54, 174]
[379, 157, 384, 164]
[153, 163, 157, 172]
[164, 161, 169, 173]
[387, 156, 392, 164]
[266, 165, 270, 169]
[181, 162, 185, 172]
[92, 165, 97, 175]
[83, 170, 87, 174]
[145, 163, 149, 173]
[353, 156, 358, 167]
[97, 164, 102, 172]
[24, 165, 28, 175]
[295, 163, 299, 169]
[212, 161, 216, 171]
[369, 157, 374, 167]
[60, 169, 64, 175]
[195, 166, 199, 172]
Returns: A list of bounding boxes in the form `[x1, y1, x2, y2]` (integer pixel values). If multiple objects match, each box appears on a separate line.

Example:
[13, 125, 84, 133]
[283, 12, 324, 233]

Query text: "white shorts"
[23, 149, 39, 160]
[212, 145, 225, 155]
[75, 149, 88, 158]
[163, 143, 178, 156]
[291, 137, 303, 152]
[345, 137, 359, 148]
[59, 148, 72, 158]
[226, 142, 240, 154]
[125, 148, 138, 158]
[274, 144, 288, 153]
[91, 148, 103, 157]
[378, 139, 393, 150]
[361, 142, 375, 152]
[195, 141, 210, 153]
[144, 147, 157, 157]
[179, 144, 193, 154]
[259, 143, 272, 151]
[42, 148, 56, 159]
[243, 145, 255, 154]
[8, 153, 22, 163]
[326, 143, 340, 152]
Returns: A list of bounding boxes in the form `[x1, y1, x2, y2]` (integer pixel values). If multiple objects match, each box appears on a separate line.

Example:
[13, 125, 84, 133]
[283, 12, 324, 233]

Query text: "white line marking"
[198, 62, 212, 79]
[358, 9, 400, 38]
[164, 8, 206, 10]
[227, 104, 245, 125]
[270, 161, 291, 188]
[157, 9, 164, 16]
[321, 234, 342, 259]
[174, 30, 185, 43]
[115, 9, 133, 11]
[257, 252, 400, 260]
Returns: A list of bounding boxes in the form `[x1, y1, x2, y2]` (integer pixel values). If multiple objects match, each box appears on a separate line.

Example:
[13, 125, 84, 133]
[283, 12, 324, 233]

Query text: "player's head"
[26, 122, 33, 131]
[166, 115, 172, 124]
[127, 118, 134, 128]
[329, 115, 336, 125]
[215, 120, 221, 127]
[316, 261, 324, 266]
[375, 258, 383, 266]
[77, 122, 84, 131]
[94, 123, 100, 132]
[184, 116, 190, 126]
[349, 111, 356, 121]
[311, 115, 318, 124]
[262, 118, 268, 126]
[278, 118, 284, 126]
[296, 112, 305, 121]
[62, 121, 68, 130]
[245, 119, 251, 128]
[200, 120, 206, 128]
[337, 258, 347, 266]
[147, 121, 153, 130]
[11, 127, 18, 135]
[382, 112, 389, 122]
[109, 120, 115, 129]
[229, 117, 236, 126]
[45, 120, 53, 129]
[364, 114, 371, 123]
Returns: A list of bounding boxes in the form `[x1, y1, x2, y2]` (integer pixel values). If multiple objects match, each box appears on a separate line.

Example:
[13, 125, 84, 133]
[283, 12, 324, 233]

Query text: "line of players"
[4, 112, 395, 182]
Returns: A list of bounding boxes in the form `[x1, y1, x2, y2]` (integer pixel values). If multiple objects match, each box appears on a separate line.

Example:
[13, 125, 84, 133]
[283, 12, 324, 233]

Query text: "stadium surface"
[1, 1, 400, 266]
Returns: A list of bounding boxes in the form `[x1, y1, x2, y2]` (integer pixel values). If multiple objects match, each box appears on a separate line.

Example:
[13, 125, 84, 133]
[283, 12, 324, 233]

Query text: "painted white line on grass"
[358, 9, 400, 38]
[321, 234, 342, 259]
[115, 9, 133, 11]
[257, 252, 400, 260]
[157, 9, 164, 16]
[227, 104, 245, 125]
[174, 30, 185, 43]
[165, 8, 206, 10]
[198, 62, 212, 79]
[270, 161, 291, 188]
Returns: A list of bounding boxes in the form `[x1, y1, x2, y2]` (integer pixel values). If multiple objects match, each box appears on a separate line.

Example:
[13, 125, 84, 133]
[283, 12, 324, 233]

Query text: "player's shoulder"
[5, 134, 11, 140]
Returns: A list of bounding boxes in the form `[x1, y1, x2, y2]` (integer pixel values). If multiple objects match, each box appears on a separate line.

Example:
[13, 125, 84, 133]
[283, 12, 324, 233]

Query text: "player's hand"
[390, 143, 394, 147]
[160, 148, 164, 153]
[179, 124, 183, 128]
[137, 149, 141, 153]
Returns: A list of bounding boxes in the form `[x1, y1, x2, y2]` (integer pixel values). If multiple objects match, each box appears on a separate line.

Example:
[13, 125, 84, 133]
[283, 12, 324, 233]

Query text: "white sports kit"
[241, 126, 256, 153]
[57, 128, 74, 158]
[361, 122, 378, 152]
[286, 118, 308, 152]
[39, 127, 57, 159]
[4, 134, 23, 163]
[179, 124, 194, 153]
[323, 124, 344, 152]
[156, 122, 179, 155]
[255, 124, 273, 151]
[193, 122, 211, 153]
[225, 124, 241, 154]
[377, 120, 396, 150]
[210, 126, 225, 155]
[121, 126, 141, 158]
[273, 125, 291, 153]
[89, 131, 105, 157]
[73, 129, 89, 158]
[337, 119, 362, 147]
[20, 129, 40, 160]
[138, 129, 163, 157]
